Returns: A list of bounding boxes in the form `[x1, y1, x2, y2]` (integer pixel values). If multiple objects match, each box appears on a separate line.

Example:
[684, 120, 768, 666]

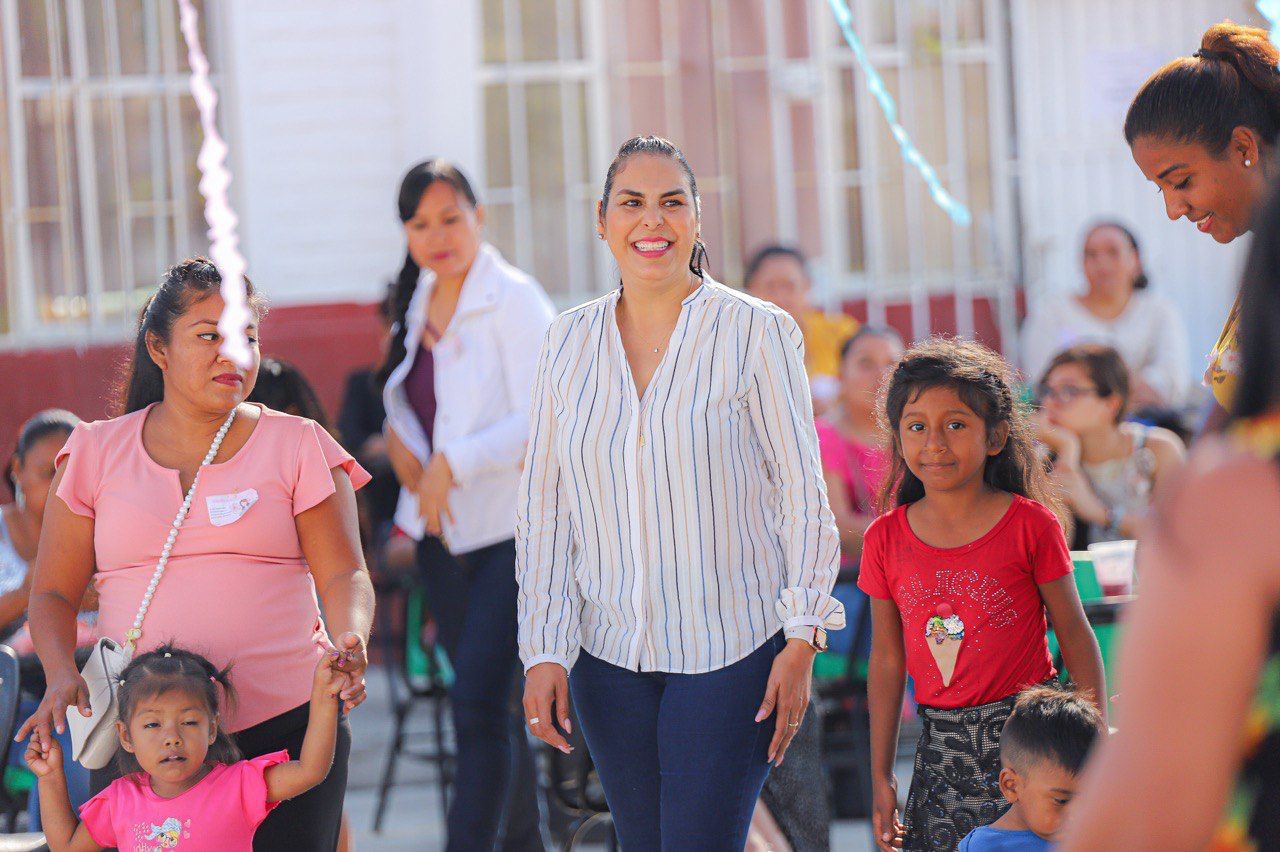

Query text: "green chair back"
[405, 584, 455, 689]
[1048, 552, 1120, 700]
[1070, 551, 1103, 601]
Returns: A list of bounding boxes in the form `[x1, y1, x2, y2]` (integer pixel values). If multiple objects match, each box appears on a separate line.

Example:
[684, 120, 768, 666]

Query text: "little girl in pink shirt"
[25, 644, 342, 851]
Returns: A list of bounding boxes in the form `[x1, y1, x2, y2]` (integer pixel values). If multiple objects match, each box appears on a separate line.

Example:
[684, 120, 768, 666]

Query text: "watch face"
[814, 628, 829, 651]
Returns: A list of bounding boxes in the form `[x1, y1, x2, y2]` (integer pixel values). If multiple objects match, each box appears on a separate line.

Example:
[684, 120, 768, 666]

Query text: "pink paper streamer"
[177, 0, 253, 368]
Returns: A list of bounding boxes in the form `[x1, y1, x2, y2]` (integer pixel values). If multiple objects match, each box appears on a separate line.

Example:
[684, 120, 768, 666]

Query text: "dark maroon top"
[403, 337, 438, 446]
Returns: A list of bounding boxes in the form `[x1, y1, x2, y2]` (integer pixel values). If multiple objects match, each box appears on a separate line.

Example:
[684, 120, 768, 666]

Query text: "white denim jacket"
[383, 244, 555, 553]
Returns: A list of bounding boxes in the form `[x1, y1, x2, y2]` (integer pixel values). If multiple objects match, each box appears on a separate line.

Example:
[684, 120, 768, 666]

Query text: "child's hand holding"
[313, 655, 345, 702]
[24, 733, 63, 779]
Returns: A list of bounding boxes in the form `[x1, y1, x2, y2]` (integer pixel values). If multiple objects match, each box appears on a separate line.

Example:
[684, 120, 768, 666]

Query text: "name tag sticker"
[206, 488, 259, 527]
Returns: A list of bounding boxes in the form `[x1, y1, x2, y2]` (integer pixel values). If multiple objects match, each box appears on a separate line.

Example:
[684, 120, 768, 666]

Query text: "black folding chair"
[541, 724, 617, 851]
[371, 575, 454, 834]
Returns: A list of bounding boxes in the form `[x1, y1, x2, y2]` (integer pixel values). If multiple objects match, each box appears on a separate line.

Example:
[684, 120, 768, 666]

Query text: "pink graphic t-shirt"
[79, 751, 287, 851]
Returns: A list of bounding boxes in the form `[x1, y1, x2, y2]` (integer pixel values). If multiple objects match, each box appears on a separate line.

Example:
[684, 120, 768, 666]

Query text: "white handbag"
[66, 408, 238, 769]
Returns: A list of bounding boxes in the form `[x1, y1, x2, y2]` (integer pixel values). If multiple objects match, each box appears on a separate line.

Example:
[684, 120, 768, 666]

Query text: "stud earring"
[1246, 159, 1253, 167]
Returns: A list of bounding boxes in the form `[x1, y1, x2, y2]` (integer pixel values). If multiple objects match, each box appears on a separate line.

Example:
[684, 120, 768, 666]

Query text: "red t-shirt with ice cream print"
[858, 495, 1073, 709]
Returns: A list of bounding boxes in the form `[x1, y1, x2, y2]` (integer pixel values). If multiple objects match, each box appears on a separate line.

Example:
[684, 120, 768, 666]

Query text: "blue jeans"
[569, 633, 782, 850]
[419, 537, 546, 852]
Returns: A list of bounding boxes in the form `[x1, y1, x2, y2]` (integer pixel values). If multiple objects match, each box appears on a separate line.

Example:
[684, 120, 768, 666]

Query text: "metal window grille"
[0, 0, 215, 346]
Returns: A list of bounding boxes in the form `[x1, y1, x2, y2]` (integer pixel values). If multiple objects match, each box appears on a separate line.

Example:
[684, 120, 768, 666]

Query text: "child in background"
[958, 685, 1103, 850]
[26, 644, 343, 851]
[861, 338, 1105, 852]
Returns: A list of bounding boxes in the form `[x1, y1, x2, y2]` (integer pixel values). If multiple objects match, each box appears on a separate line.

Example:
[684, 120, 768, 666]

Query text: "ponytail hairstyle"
[114, 642, 242, 776]
[120, 258, 266, 414]
[1085, 221, 1149, 290]
[6, 408, 80, 496]
[599, 136, 709, 278]
[375, 159, 480, 388]
[1125, 22, 1280, 155]
[878, 337, 1057, 517]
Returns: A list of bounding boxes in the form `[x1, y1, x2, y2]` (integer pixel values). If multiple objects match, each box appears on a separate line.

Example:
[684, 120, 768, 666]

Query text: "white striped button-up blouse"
[516, 276, 846, 674]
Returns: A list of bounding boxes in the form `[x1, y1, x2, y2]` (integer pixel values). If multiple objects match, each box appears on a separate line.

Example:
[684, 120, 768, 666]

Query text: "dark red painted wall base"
[0, 293, 1020, 500]
[0, 302, 384, 497]
[840, 293, 1010, 354]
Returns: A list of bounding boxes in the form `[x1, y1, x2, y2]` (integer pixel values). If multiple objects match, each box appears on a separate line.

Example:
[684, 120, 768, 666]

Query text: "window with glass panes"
[600, 0, 1014, 334]
[479, 0, 605, 307]
[0, 0, 214, 343]
[817, 0, 1015, 339]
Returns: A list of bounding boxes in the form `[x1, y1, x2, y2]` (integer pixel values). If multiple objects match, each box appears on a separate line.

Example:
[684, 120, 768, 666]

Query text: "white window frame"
[808, 0, 1019, 343]
[0, 0, 217, 348]
[477, 0, 612, 308]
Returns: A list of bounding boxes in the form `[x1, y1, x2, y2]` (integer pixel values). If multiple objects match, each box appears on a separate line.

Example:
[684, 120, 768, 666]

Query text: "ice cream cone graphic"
[924, 603, 965, 687]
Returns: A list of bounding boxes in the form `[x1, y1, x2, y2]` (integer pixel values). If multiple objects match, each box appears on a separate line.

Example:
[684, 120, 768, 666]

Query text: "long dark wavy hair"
[119, 258, 266, 414]
[878, 337, 1055, 515]
[1232, 180, 1280, 420]
[114, 642, 242, 777]
[374, 159, 480, 388]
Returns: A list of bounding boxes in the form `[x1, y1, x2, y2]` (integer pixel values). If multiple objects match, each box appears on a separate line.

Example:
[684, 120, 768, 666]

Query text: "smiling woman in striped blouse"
[517, 135, 846, 849]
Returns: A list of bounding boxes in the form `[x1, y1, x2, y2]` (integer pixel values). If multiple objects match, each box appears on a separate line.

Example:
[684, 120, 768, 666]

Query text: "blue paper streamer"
[824, 0, 972, 226]
[1259, 1, 1280, 63]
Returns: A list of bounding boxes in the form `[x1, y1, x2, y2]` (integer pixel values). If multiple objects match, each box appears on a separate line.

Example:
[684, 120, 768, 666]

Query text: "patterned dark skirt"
[903, 694, 1018, 852]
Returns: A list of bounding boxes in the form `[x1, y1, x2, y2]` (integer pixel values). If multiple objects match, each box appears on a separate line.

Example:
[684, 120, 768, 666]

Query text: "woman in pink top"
[18, 258, 374, 851]
[815, 326, 903, 573]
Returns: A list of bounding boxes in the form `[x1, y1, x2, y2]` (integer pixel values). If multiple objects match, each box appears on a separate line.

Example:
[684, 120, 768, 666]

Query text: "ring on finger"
[528, 717, 541, 726]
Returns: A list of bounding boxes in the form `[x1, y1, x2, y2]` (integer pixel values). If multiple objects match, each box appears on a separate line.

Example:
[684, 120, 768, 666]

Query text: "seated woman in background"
[1, 409, 93, 831]
[816, 326, 904, 575]
[1020, 222, 1189, 413]
[743, 244, 858, 413]
[1035, 344, 1185, 547]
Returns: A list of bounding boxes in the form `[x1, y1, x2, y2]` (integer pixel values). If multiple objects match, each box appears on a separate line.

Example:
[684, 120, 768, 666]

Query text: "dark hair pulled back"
[600, 136, 708, 277]
[878, 337, 1056, 517]
[114, 642, 242, 776]
[120, 258, 266, 415]
[1125, 22, 1280, 156]
[1041, 344, 1131, 424]
[5, 409, 80, 495]
[743, 244, 806, 290]
[375, 159, 480, 388]
[1085, 221, 1149, 290]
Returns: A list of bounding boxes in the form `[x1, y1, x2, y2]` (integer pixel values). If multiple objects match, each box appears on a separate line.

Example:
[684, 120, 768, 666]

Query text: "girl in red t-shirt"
[860, 338, 1105, 852]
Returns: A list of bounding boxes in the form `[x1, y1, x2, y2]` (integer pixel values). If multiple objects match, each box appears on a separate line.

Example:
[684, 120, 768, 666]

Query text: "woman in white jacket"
[379, 159, 555, 851]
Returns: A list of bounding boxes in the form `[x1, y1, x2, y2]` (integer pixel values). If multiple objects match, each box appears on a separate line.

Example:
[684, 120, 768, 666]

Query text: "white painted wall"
[1010, 0, 1261, 389]
[218, 0, 480, 308]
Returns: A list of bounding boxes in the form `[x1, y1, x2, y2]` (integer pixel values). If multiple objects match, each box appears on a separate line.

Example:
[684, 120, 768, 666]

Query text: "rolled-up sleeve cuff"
[776, 588, 848, 638]
[522, 652, 576, 675]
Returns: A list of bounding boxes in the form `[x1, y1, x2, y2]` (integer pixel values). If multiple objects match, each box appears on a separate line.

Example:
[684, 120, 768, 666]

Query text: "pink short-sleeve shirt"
[79, 751, 288, 850]
[56, 405, 370, 731]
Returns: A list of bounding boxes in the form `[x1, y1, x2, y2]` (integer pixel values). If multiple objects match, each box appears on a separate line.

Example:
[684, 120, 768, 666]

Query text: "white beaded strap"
[123, 407, 238, 653]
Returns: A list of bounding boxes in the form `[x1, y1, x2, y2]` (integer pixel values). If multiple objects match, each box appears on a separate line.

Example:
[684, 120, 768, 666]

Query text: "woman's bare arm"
[1060, 444, 1280, 849]
[297, 470, 376, 713]
[824, 469, 873, 558]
